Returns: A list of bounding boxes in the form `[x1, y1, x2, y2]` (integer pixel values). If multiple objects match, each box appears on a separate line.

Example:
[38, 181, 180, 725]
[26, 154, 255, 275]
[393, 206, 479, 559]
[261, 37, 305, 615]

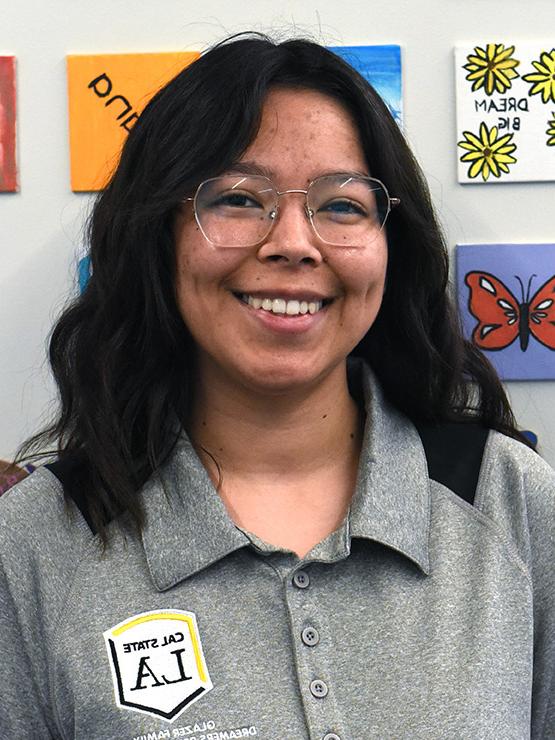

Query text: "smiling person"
[1, 34, 554, 740]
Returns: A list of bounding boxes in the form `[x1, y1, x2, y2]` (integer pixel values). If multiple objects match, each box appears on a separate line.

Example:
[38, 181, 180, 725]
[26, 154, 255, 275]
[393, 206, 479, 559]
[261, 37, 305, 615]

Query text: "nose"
[256, 195, 324, 266]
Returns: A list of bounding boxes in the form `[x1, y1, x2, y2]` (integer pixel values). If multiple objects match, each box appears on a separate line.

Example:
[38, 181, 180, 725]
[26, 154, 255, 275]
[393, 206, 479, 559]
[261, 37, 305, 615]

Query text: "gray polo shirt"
[1, 364, 554, 739]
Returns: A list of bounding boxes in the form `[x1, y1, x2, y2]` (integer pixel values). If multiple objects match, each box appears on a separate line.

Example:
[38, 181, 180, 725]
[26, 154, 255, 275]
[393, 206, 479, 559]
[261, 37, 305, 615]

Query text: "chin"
[232, 356, 343, 397]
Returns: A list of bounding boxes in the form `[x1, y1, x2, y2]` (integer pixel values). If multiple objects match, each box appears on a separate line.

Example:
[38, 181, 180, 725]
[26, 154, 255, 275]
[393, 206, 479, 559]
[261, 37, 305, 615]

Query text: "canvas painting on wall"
[457, 243, 555, 380]
[330, 45, 402, 124]
[0, 56, 17, 192]
[455, 42, 555, 183]
[67, 51, 200, 191]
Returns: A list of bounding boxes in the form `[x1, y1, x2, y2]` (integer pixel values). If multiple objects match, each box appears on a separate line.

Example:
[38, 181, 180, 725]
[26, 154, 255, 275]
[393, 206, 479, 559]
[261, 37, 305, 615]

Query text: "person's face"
[174, 87, 388, 395]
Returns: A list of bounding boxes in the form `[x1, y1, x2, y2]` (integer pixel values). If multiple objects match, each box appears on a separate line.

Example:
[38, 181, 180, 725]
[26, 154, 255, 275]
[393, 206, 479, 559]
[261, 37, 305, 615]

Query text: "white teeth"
[241, 294, 325, 316]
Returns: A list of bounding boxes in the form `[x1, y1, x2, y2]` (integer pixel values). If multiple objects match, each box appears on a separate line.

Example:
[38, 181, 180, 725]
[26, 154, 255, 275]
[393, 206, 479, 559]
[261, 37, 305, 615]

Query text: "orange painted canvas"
[67, 52, 199, 191]
[0, 56, 17, 192]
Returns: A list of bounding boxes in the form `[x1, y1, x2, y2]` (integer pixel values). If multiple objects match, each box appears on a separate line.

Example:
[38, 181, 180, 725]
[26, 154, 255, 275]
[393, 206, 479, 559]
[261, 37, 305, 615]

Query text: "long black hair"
[18, 33, 527, 540]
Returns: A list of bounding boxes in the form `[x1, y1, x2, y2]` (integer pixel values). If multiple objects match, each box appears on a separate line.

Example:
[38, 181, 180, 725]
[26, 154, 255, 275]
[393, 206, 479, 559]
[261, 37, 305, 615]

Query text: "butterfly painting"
[465, 272, 555, 351]
[457, 244, 555, 380]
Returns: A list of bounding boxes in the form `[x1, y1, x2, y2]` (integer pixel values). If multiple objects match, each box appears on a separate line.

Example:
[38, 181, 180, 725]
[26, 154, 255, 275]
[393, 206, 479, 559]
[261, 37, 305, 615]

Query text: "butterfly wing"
[528, 275, 555, 349]
[465, 271, 520, 350]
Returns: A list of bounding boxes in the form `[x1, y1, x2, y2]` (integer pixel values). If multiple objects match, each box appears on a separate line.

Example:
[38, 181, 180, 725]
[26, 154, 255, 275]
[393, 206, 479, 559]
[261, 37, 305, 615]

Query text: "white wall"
[1, 0, 554, 465]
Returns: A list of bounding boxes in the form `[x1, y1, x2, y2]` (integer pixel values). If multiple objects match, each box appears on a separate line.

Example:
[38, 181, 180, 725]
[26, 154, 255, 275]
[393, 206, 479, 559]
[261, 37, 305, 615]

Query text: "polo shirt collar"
[140, 439, 250, 591]
[141, 360, 431, 591]
[349, 359, 432, 575]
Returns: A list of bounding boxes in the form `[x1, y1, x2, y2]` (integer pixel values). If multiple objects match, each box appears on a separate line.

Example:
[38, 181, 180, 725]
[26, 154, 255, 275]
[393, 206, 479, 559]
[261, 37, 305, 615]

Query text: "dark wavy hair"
[18, 33, 527, 540]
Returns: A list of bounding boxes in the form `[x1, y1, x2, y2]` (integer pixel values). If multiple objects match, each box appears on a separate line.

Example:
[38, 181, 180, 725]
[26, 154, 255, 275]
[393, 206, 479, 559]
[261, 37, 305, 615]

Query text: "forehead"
[237, 87, 368, 183]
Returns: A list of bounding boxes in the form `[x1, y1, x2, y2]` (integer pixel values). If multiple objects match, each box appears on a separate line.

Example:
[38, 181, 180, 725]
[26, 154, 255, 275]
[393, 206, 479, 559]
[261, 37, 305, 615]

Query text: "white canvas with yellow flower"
[455, 42, 555, 183]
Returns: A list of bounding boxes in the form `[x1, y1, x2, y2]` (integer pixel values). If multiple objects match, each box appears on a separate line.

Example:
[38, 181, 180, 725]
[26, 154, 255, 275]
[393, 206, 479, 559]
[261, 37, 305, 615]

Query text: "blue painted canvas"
[456, 243, 555, 380]
[521, 430, 539, 448]
[78, 255, 91, 293]
[329, 45, 402, 124]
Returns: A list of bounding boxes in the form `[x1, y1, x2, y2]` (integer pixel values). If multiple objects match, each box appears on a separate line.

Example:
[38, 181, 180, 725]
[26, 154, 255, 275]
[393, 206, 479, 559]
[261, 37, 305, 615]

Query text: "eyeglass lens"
[194, 174, 390, 247]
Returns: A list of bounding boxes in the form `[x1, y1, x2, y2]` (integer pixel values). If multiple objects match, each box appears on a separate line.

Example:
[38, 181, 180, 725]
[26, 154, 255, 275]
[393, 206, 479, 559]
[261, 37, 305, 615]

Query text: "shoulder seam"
[431, 478, 533, 590]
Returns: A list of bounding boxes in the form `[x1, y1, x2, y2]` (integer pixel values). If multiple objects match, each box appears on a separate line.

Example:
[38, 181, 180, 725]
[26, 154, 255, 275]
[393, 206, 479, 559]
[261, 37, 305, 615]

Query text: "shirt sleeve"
[0, 547, 57, 738]
[526, 455, 555, 739]
[0, 471, 91, 739]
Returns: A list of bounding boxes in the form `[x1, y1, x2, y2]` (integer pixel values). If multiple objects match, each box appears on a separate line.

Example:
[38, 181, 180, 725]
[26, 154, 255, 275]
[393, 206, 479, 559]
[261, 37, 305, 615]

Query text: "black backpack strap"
[414, 421, 489, 505]
[45, 458, 98, 534]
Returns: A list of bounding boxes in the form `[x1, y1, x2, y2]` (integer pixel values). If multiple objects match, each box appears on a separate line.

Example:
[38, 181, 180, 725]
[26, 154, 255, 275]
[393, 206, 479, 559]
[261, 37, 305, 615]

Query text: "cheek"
[174, 221, 217, 298]
[337, 247, 388, 343]
[367, 253, 388, 301]
[174, 226, 207, 328]
[173, 225, 245, 330]
[341, 245, 388, 303]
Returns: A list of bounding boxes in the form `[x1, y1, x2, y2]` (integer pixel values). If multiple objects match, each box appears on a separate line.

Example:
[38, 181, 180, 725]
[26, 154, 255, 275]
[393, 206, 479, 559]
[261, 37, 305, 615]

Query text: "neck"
[188, 360, 363, 482]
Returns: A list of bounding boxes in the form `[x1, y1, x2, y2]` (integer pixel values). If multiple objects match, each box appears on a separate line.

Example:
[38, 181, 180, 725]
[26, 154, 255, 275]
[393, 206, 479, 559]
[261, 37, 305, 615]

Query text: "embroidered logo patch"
[104, 609, 213, 721]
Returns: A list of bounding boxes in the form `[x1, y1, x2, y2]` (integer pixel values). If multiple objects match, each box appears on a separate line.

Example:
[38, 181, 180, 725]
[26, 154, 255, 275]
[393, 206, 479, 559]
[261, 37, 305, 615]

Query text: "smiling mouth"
[236, 293, 332, 316]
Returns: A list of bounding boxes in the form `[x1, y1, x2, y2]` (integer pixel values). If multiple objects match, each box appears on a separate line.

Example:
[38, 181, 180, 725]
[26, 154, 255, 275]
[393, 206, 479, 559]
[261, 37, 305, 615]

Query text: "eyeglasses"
[184, 173, 400, 248]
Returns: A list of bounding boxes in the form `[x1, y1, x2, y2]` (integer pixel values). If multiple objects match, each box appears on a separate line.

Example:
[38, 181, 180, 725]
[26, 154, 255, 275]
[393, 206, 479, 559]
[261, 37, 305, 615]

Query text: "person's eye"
[212, 191, 263, 209]
[320, 199, 367, 217]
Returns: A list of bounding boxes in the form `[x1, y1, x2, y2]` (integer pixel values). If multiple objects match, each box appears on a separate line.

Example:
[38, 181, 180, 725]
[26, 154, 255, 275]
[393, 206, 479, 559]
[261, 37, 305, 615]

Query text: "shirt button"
[301, 626, 320, 646]
[310, 679, 328, 698]
[323, 734, 341, 740]
[293, 570, 310, 589]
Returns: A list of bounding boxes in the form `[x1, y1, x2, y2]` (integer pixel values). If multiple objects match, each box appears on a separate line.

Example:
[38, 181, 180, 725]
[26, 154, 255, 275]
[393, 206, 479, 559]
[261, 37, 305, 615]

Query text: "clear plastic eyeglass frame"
[183, 173, 401, 248]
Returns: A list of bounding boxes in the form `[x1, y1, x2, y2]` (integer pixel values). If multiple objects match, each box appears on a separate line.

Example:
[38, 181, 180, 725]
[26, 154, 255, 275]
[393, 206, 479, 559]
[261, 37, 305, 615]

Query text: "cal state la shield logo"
[104, 609, 213, 721]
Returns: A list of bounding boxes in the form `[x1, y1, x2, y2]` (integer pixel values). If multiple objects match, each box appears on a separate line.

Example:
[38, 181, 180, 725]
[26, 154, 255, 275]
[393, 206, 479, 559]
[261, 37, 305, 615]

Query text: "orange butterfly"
[465, 272, 555, 351]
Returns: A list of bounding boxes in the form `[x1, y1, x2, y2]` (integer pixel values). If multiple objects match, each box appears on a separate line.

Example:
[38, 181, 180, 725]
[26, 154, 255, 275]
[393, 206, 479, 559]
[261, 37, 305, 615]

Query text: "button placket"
[285, 564, 348, 740]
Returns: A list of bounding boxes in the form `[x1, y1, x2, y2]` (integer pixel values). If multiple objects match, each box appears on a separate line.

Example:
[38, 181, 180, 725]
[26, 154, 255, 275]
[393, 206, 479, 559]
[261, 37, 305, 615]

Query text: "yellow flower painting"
[458, 122, 517, 181]
[463, 44, 520, 95]
[456, 41, 555, 182]
[522, 49, 555, 104]
[548, 113, 555, 146]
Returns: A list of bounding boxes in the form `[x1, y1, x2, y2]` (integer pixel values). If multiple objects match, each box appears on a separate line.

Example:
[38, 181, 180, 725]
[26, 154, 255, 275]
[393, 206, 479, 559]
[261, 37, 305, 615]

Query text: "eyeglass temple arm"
[390, 197, 401, 207]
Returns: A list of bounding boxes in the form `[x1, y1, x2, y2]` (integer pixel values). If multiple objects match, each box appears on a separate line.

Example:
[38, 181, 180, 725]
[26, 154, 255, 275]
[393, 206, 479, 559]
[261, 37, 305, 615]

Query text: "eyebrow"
[225, 161, 370, 180]
[225, 162, 274, 178]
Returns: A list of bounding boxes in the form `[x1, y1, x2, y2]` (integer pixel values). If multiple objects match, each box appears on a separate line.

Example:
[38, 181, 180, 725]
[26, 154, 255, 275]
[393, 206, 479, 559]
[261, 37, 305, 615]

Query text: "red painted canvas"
[0, 56, 17, 192]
